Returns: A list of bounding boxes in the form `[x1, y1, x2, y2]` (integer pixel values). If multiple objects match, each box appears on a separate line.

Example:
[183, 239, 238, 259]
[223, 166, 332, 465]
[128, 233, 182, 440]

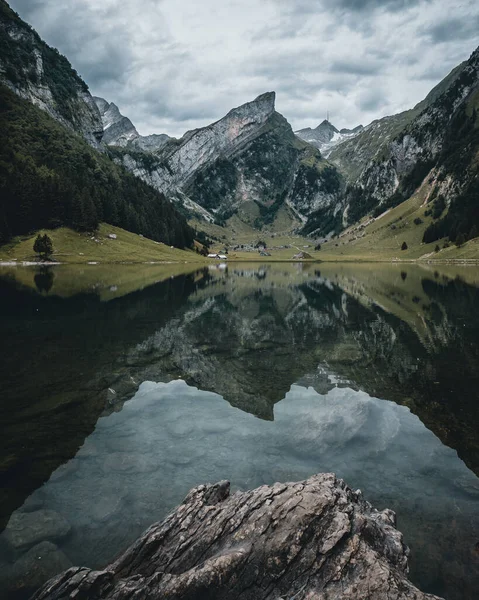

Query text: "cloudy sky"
[9, 0, 479, 137]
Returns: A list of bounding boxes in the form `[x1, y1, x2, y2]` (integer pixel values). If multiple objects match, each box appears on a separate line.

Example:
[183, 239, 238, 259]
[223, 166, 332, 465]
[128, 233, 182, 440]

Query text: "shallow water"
[0, 262, 478, 599]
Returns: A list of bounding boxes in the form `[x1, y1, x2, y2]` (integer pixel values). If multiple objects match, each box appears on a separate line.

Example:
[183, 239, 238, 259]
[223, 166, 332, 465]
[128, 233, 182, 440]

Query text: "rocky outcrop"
[94, 97, 170, 151]
[328, 46, 479, 228]
[0, 2, 103, 147]
[94, 98, 138, 147]
[32, 474, 441, 600]
[111, 92, 278, 194]
[0, 0, 103, 148]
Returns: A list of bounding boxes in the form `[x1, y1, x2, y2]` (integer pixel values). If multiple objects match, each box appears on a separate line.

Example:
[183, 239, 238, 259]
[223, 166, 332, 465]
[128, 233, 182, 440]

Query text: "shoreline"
[2, 257, 479, 266]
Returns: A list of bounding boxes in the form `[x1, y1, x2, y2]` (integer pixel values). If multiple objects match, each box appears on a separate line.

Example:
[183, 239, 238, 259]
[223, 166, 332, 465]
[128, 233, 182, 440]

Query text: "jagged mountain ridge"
[295, 119, 363, 155]
[100, 47, 479, 241]
[1, 0, 342, 235]
[104, 93, 344, 229]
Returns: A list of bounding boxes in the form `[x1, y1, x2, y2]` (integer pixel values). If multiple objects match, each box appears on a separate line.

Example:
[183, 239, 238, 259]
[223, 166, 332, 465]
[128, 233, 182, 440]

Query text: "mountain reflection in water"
[0, 262, 478, 600]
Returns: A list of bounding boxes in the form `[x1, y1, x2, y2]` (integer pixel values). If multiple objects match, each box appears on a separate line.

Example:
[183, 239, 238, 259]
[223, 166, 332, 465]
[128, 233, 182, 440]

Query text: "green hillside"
[0, 223, 203, 264]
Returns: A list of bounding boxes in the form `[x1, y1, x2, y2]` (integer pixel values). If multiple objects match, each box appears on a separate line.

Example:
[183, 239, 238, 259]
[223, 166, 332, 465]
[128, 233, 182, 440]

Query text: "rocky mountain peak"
[93, 97, 139, 147]
[221, 91, 276, 126]
[113, 91, 282, 195]
[254, 90, 276, 109]
[92, 97, 172, 151]
[317, 119, 339, 133]
[295, 119, 362, 154]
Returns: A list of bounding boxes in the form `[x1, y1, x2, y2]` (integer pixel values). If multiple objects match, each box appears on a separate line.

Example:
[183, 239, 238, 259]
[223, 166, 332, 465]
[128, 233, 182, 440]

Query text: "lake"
[0, 262, 478, 599]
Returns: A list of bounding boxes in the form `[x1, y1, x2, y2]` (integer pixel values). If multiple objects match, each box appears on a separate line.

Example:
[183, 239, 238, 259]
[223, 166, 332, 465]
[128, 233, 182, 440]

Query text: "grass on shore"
[0, 224, 206, 265]
[4, 191, 479, 267]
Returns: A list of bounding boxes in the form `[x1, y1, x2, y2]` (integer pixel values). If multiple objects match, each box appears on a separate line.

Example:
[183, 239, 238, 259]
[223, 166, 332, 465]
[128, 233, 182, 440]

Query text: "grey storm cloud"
[423, 15, 479, 44]
[330, 0, 427, 11]
[7, 0, 479, 137]
[329, 59, 385, 76]
[273, 0, 428, 16]
[357, 87, 388, 112]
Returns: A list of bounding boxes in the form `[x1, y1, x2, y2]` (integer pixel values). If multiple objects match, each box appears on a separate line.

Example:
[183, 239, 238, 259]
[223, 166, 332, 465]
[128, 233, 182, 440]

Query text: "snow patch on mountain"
[295, 120, 363, 156]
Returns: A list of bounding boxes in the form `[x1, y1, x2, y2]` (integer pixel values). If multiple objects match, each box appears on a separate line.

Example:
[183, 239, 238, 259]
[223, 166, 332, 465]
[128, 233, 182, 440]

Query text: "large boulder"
[33, 474, 442, 600]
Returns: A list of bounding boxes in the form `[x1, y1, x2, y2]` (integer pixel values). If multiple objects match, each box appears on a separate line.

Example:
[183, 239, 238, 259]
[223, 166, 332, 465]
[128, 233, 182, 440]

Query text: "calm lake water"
[0, 262, 478, 599]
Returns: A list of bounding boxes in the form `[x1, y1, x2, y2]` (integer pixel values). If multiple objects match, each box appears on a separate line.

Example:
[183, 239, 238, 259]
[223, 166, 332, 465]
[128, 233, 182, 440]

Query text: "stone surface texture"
[33, 474, 442, 600]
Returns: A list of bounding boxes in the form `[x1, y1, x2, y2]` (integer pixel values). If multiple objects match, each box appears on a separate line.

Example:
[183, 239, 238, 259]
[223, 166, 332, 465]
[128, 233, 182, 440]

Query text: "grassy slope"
[191, 202, 301, 245]
[193, 181, 479, 262]
[316, 180, 479, 262]
[3, 190, 474, 266]
[0, 223, 205, 264]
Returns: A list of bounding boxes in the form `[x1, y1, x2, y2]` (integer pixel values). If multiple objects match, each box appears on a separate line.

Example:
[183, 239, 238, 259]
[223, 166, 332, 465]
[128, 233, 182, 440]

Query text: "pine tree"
[33, 233, 54, 260]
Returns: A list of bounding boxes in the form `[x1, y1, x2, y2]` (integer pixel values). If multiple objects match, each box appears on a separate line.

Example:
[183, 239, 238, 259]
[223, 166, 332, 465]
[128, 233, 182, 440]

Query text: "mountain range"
[1, 0, 479, 249]
[100, 92, 344, 230]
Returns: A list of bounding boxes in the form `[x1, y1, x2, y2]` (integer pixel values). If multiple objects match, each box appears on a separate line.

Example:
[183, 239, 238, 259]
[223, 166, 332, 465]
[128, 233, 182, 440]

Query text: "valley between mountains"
[1, 0, 479, 263]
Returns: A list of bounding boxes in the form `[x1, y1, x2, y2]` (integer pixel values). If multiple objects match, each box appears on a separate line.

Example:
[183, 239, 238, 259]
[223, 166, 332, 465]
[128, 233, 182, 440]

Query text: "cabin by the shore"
[207, 253, 228, 260]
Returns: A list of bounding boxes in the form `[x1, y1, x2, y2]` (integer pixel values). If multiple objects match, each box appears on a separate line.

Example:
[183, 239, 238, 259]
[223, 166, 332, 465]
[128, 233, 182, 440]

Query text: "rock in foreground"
[33, 474, 442, 600]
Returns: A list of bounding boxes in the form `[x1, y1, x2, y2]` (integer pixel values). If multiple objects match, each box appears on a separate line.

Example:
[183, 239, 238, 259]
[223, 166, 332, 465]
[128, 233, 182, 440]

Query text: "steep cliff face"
[107, 93, 344, 229]
[94, 97, 138, 146]
[0, 1, 103, 147]
[110, 92, 278, 194]
[327, 48, 479, 237]
[94, 97, 170, 151]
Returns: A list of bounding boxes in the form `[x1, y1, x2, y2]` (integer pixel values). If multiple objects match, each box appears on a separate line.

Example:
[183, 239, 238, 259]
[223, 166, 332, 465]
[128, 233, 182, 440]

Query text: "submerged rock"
[33, 474, 442, 599]
[1, 542, 72, 598]
[2, 510, 71, 555]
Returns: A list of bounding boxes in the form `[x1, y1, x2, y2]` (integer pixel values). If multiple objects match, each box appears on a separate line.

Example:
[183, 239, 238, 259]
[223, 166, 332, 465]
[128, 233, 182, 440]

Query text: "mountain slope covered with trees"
[0, 85, 194, 247]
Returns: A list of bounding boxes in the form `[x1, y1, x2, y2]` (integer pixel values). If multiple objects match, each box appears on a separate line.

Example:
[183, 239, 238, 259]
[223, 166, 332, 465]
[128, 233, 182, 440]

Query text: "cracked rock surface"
[33, 474, 442, 600]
